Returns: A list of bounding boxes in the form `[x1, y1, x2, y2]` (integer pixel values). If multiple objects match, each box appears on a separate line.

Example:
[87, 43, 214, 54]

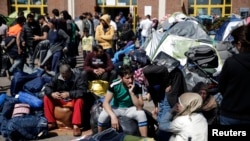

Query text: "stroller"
[184, 44, 220, 94]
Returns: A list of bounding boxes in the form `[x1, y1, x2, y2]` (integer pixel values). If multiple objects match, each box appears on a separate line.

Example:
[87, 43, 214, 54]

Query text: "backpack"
[185, 45, 218, 68]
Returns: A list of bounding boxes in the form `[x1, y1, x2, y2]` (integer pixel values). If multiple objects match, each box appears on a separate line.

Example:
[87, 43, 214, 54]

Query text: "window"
[197, 0, 209, 5]
[17, 0, 27, 4]
[188, 7, 194, 14]
[189, 0, 232, 17]
[118, 0, 130, 5]
[132, 0, 137, 5]
[197, 8, 208, 15]
[211, 8, 222, 16]
[225, 7, 231, 14]
[225, 0, 231, 4]
[189, 0, 194, 5]
[211, 0, 223, 4]
[10, 0, 47, 15]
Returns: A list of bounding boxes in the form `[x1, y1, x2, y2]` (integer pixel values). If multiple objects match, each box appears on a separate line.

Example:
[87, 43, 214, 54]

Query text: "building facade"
[0, 0, 249, 20]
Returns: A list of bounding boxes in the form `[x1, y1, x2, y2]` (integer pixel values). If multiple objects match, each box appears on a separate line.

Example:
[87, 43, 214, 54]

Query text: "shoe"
[73, 127, 82, 137]
[48, 122, 57, 131]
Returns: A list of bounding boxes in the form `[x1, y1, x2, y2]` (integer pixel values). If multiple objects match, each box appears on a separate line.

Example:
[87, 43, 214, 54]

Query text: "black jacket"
[20, 21, 41, 47]
[219, 53, 250, 120]
[44, 71, 88, 99]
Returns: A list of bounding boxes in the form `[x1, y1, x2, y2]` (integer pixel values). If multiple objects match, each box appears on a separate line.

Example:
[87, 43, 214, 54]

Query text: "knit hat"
[178, 92, 203, 116]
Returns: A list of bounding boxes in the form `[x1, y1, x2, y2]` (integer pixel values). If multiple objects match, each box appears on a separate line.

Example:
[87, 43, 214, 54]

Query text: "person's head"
[60, 10, 72, 20]
[52, 9, 59, 17]
[231, 24, 250, 53]
[59, 64, 72, 81]
[83, 27, 89, 36]
[18, 11, 24, 18]
[48, 19, 58, 29]
[16, 16, 26, 26]
[174, 92, 203, 117]
[86, 12, 93, 20]
[79, 15, 84, 20]
[118, 65, 134, 88]
[115, 16, 120, 23]
[100, 14, 110, 28]
[26, 13, 34, 23]
[92, 45, 104, 57]
[192, 82, 209, 101]
[37, 15, 46, 25]
[146, 14, 151, 19]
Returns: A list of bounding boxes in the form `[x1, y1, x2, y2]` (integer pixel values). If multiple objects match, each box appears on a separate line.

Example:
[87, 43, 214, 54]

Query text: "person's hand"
[33, 35, 40, 40]
[110, 115, 119, 130]
[21, 42, 25, 47]
[97, 68, 105, 75]
[128, 81, 135, 93]
[93, 69, 100, 75]
[63, 47, 68, 53]
[51, 92, 62, 100]
[60, 91, 70, 99]
[151, 107, 159, 120]
[17, 48, 23, 55]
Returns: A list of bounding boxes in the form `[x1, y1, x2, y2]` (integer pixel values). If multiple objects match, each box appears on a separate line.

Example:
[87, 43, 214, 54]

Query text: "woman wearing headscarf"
[158, 92, 208, 141]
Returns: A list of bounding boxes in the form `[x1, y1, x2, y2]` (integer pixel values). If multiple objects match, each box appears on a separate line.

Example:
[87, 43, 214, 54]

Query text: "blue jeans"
[158, 92, 171, 122]
[152, 85, 172, 122]
[51, 51, 62, 73]
[105, 48, 114, 58]
[220, 115, 250, 125]
[9, 57, 25, 74]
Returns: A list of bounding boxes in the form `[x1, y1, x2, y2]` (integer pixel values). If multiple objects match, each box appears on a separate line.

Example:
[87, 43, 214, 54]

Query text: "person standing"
[219, 24, 250, 125]
[20, 13, 41, 68]
[139, 15, 152, 46]
[95, 14, 114, 58]
[81, 27, 94, 59]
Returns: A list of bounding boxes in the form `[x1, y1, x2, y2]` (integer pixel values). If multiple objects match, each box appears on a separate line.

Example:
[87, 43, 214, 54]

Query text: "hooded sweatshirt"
[95, 14, 114, 50]
[219, 53, 250, 120]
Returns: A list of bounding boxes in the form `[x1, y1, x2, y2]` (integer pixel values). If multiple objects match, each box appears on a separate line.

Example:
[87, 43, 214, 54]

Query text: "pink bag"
[12, 103, 30, 118]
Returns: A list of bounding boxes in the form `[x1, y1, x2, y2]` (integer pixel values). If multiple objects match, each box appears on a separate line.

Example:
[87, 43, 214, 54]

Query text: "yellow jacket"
[95, 14, 114, 49]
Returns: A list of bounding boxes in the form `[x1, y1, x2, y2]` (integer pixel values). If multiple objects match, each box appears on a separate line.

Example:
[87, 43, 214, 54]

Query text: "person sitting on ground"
[192, 82, 219, 125]
[158, 92, 208, 141]
[82, 44, 116, 83]
[43, 64, 88, 137]
[97, 65, 148, 137]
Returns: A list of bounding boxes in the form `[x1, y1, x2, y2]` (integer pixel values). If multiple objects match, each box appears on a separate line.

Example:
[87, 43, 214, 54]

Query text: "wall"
[75, 0, 96, 18]
[47, 0, 68, 18]
[0, 0, 9, 16]
[137, 0, 159, 19]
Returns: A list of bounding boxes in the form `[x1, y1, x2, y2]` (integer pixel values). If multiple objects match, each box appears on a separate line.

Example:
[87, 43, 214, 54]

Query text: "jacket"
[219, 53, 250, 120]
[20, 21, 41, 47]
[95, 14, 114, 49]
[44, 71, 88, 99]
[84, 52, 114, 72]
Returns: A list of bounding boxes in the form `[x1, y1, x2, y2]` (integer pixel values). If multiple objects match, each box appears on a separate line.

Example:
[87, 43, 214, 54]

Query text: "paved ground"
[0, 49, 155, 141]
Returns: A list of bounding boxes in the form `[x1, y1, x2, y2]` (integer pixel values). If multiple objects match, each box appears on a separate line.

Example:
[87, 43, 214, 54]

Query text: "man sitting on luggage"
[43, 64, 88, 136]
[97, 65, 148, 137]
[82, 45, 116, 83]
